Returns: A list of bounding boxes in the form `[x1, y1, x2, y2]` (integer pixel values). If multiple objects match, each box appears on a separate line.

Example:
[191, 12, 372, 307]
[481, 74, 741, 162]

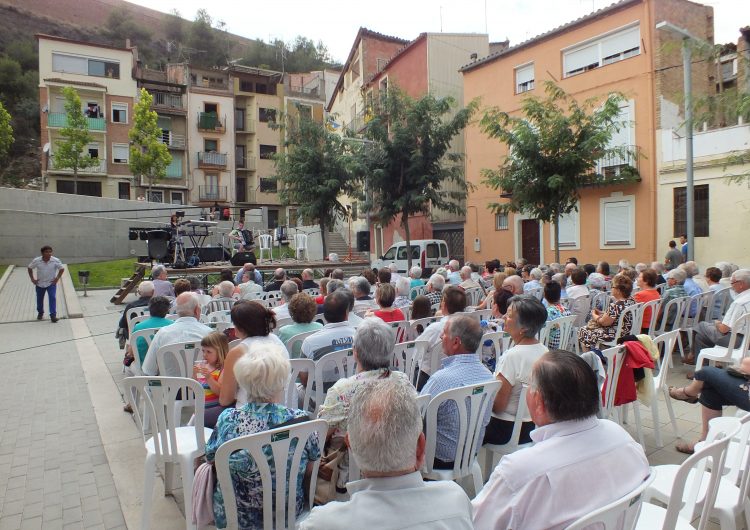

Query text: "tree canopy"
[357, 88, 476, 269]
[0, 101, 13, 163]
[480, 81, 638, 262]
[129, 89, 172, 199]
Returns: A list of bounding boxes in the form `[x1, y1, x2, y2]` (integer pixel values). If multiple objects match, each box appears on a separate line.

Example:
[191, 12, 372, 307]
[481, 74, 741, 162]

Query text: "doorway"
[521, 219, 540, 265]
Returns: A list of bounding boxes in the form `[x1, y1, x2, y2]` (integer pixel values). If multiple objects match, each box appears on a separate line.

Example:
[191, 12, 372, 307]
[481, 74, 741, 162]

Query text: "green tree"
[480, 81, 638, 262]
[53, 87, 98, 195]
[102, 6, 152, 63]
[357, 88, 476, 270]
[0, 101, 13, 163]
[129, 89, 172, 200]
[273, 115, 357, 257]
[188, 9, 230, 67]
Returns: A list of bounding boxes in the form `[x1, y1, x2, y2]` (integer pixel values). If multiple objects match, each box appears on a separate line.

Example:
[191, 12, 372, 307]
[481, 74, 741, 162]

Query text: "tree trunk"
[319, 219, 328, 258]
[73, 167, 78, 195]
[403, 211, 412, 271]
[554, 211, 561, 264]
[148, 175, 153, 202]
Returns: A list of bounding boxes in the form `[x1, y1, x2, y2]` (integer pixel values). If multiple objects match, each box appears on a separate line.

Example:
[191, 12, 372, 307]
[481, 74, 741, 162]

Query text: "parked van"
[371, 239, 450, 276]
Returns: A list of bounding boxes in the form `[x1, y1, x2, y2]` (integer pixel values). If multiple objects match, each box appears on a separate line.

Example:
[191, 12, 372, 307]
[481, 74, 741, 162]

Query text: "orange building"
[460, 0, 714, 266]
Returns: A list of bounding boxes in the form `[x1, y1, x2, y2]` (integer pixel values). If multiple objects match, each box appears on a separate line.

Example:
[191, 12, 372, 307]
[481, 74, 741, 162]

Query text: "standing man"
[680, 234, 688, 262]
[28, 245, 65, 323]
[664, 240, 683, 271]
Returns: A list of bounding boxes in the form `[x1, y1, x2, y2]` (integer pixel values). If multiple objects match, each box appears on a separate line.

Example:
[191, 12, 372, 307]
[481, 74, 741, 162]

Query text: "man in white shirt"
[28, 245, 65, 323]
[415, 286, 466, 390]
[300, 377, 473, 530]
[151, 264, 175, 298]
[447, 260, 461, 285]
[142, 292, 212, 376]
[203, 281, 236, 315]
[691, 269, 750, 360]
[272, 280, 298, 321]
[459, 266, 485, 295]
[523, 267, 543, 293]
[472, 350, 650, 530]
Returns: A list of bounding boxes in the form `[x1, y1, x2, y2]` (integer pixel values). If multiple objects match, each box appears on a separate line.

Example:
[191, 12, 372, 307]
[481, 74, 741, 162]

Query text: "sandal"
[675, 441, 695, 455]
[668, 386, 699, 404]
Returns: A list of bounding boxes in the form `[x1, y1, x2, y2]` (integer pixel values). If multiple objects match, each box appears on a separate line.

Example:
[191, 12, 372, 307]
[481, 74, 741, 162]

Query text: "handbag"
[314, 437, 347, 505]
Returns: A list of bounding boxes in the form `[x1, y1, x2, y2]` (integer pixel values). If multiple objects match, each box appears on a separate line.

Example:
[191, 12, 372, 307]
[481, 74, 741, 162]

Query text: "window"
[235, 108, 245, 130]
[255, 83, 267, 95]
[259, 107, 276, 123]
[204, 139, 218, 152]
[112, 144, 129, 164]
[204, 103, 218, 114]
[600, 194, 635, 248]
[296, 103, 313, 121]
[170, 192, 184, 205]
[550, 210, 579, 249]
[239, 80, 253, 92]
[267, 209, 279, 229]
[235, 145, 246, 168]
[379, 77, 388, 94]
[515, 63, 535, 94]
[382, 246, 396, 261]
[259, 145, 277, 160]
[260, 177, 277, 193]
[397, 246, 420, 260]
[674, 185, 709, 237]
[426, 243, 439, 259]
[495, 212, 509, 230]
[57, 180, 102, 196]
[563, 24, 640, 77]
[88, 144, 99, 159]
[148, 190, 164, 203]
[111, 103, 127, 123]
[118, 182, 130, 200]
[52, 53, 120, 78]
[440, 243, 448, 258]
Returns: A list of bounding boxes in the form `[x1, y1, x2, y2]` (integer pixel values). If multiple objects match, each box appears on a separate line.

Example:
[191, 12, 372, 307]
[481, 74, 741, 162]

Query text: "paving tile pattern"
[0, 269, 67, 323]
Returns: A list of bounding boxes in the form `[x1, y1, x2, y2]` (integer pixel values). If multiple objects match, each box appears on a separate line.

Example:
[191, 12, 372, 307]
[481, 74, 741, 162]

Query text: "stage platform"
[139, 258, 371, 279]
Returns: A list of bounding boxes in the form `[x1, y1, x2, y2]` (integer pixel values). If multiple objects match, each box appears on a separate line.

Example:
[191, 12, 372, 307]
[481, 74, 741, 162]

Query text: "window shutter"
[52, 53, 87, 75]
[515, 64, 534, 92]
[604, 201, 631, 244]
[601, 26, 640, 60]
[113, 145, 129, 163]
[557, 212, 577, 246]
[564, 43, 599, 75]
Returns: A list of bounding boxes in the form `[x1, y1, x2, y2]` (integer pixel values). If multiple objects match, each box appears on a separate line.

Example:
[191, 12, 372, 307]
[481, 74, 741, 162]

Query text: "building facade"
[460, 0, 714, 266]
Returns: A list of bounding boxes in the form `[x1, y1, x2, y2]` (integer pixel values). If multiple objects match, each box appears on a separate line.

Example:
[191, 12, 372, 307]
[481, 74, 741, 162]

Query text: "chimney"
[470, 53, 478, 61]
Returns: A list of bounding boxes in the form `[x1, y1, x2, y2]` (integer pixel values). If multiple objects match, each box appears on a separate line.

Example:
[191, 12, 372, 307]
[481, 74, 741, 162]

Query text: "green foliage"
[273, 115, 357, 256]
[129, 89, 172, 196]
[480, 81, 638, 261]
[0, 101, 13, 162]
[188, 9, 230, 67]
[357, 88, 476, 268]
[102, 6, 153, 63]
[240, 36, 337, 73]
[54, 87, 98, 193]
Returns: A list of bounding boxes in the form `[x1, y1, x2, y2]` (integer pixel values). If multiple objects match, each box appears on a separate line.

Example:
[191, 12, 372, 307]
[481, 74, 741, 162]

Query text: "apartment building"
[37, 34, 137, 199]
[135, 66, 189, 203]
[460, 0, 714, 265]
[362, 33, 489, 262]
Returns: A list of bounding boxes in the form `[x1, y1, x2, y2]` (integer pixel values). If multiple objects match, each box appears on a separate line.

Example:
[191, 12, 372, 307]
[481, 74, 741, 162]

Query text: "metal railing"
[236, 188, 256, 204]
[199, 185, 227, 201]
[159, 132, 186, 149]
[197, 112, 225, 132]
[235, 119, 256, 133]
[47, 112, 106, 131]
[594, 145, 641, 180]
[150, 91, 184, 110]
[49, 155, 106, 174]
[198, 152, 228, 167]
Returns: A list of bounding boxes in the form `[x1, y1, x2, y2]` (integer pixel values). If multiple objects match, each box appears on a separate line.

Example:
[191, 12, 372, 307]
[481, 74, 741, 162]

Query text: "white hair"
[667, 268, 687, 283]
[218, 280, 235, 298]
[174, 292, 200, 317]
[618, 259, 630, 270]
[635, 263, 647, 273]
[680, 261, 698, 278]
[460, 266, 472, 280]
[302, 269, 313, 280]
[354, 318, 395, 371]
[651, 261, 665, 273]
[732, 269, 750, 287]
[137, 280, 154, 296]
[233, 342, 290, 403]
[409, 266, 422, 279]
[280, 280, 299, 301]
[435, 267, 448, 279]
[395, 276, 411, 297]
[529, 267, 543, 280]
[449, 259, 460, 271]
[151, 265, 166, 279]
[389, 262, 399, 273]
[428, 273, 445, 291]
[716, 262, 733, 278]
[548, 263, 562, 273]
[348, 378, 422, 473]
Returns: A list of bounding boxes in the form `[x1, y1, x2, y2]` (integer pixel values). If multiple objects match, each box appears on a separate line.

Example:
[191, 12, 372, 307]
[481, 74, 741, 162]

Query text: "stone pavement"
[0, 267, 67, 324]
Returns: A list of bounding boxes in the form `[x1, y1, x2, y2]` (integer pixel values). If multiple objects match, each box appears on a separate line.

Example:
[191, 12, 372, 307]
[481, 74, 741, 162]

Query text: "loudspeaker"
[185, 247, 228, 263]
[357, 231, 370, 252]
[147, 230, 171, 260]
[230, 251, 257, 266]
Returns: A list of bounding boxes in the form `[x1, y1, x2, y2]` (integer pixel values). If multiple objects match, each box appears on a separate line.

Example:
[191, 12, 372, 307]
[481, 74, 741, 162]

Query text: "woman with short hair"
[205, 344, 321, 529]
[578, 274, 636, 350]
[634, 268, 661, 333]
[366, 283, 405, 323]
[278, 293, 324, 356]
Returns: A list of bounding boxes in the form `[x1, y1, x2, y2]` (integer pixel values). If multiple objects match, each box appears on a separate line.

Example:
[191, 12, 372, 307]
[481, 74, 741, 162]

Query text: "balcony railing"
[586, 145, 641, 185]
[165, 158, 183, 178]
[236, 155, 257, 171]
[259, 177, 278, 193]
[150, 91, 184, 110]
[236, 188, 256, 204]
[47, 112, 106, 131]
[197, 112, 226, 133]
[159, 131, 186, 149]
[198, 151, 228, 168]
[199, 185, 227, 201]
[49, 155, 106, 174]
[192, 78, 229, 90]
[235, 119, 256, 133]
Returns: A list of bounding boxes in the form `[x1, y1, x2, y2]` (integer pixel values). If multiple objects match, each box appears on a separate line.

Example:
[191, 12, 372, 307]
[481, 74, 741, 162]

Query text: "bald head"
[274, 268, 286, 280]
[460, 266, 472, 280]
[503, 275, 524, 295]
[175, 292, 201, 318]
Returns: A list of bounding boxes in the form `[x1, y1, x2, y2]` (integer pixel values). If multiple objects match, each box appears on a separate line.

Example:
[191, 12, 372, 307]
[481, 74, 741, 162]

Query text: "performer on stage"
[228, 220, 254, 254]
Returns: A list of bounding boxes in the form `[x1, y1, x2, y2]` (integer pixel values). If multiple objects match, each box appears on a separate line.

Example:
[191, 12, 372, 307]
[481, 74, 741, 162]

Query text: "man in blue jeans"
[27, 245, 65, 323]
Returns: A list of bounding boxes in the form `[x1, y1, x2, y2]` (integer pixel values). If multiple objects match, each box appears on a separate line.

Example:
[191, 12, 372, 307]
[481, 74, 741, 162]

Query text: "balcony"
[259, 177, 278, 193]
[47, 112, 106, 131]
[191, 77, 229, 91]
[49, 155, 106, 174]
[165, 158, 183, 178]
[150, 91, 185, 113]
[197, 112, 226, 133]
[199, 185, 227, 201]
[586, 145, 641, 186]
[236, 187, 256, 204]
[158, 131, 186, 149]
[198, 151, 228, 169]
[236, 155, 257, 171]
[235, 119, 256, 134]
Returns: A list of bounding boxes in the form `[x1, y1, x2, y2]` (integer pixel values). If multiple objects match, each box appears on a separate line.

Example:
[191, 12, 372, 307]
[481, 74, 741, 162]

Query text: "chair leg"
[621, 404, 629, 425]
[142, 455, 157, 530]
[662, 386, 680, 438]
[650, 399, 664, 448]
[470, 461, 484, 498]
[180, 455, 196, 530]
[631, 402, 646, 450]
[164, 462, 176, 495]
[483, 449, 495, 482]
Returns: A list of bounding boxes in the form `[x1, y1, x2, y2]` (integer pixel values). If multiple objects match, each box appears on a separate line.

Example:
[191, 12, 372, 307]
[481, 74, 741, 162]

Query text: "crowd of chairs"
[118, 273, 750, 530]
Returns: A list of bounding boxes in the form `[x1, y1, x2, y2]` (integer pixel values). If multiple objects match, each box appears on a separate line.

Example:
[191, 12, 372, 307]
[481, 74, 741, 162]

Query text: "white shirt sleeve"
[471, 465, 514, 530]
[141, 332, 163, 376]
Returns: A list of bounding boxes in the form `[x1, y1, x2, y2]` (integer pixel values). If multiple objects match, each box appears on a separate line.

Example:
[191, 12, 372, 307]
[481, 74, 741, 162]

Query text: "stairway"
[325, 232, 370, 262]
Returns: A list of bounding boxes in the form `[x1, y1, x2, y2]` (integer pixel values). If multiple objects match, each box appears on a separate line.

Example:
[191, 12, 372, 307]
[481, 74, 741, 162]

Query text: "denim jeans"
[36, 284, 57, 316]
[695, 366, 750, 412]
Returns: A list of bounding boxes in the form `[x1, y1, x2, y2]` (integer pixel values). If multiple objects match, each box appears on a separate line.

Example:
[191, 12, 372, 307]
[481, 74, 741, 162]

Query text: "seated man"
[351, 276, 376, 312]
[523, 267, 543, 293]
[661, 268, 688, 328]
[151, 265, 175, 298]
[300, 377, 473, 530]
[272, 280, 298, 321]
[141, 292, 212, 376]
[447, 260, 461, 285]
[264, 267, 286, 292]
[420, 315, 494, 469]
[203, 281, 236, 314]
[425, 273, 445, 307]
[459, 266, 485, 295]
[301, 268, 318, 290]
[234, 262, 262, 285]
[238, 270, 263, 300]
[472, 350, 650, 530]
[681, 261, 704, 317]
[116, 280, 154, 343]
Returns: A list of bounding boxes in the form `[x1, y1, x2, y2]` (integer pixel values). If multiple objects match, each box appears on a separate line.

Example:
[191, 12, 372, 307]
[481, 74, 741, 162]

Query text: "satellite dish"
[43, 143, 51, 153]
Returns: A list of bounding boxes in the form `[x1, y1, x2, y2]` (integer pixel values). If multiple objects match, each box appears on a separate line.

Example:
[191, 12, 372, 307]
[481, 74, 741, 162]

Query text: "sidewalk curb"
[62, 267, 84, 318]
[0, 264, 15, 294]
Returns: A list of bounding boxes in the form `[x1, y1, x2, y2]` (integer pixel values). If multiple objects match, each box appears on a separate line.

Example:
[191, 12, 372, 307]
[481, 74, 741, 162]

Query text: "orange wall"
[370, 37, 428, 97]
[463, 0, 659, 266]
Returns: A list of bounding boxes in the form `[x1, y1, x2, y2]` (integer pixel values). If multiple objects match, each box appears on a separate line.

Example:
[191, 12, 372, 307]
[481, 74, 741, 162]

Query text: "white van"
[371, 239, 450, 276]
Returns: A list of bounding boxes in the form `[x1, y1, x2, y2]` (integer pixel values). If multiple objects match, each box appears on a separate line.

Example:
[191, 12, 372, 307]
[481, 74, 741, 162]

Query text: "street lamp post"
[656, 21, 697, 261]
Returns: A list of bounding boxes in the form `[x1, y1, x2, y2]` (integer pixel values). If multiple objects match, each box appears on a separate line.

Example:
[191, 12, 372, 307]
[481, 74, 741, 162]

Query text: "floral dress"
[205, 403, 321, 529]
[546, 303, 572, 349]
[578, 298, 636, 351]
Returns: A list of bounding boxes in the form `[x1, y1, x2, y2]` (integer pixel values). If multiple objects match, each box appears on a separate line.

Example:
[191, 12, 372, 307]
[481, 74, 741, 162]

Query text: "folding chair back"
[569, 295, 592, 327]
[128, 327, 161, 375]
[539, 314, 577, 350]
[313, 348, 356, 407]
[388, 320, 412, 343]
[287, 358, 316, 414]
[410, 316, 439, 339]
[392, 340, 429, 386]
[126, 307, 150, 335]
[639, 298, 662, 334]
[565, 473, 655, 530]
[285, 330, 320, 359]
[465, 287, 484, 307]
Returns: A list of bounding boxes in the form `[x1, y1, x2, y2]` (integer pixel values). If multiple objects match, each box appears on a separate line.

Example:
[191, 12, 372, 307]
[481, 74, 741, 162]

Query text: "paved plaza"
[0, 266, 725, 530]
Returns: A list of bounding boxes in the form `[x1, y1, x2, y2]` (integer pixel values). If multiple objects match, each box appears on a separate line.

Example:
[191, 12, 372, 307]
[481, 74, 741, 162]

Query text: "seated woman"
[543, 281, 571, 349]
[314, 277, 330, 305]
[634, 268, 661, 333]
[365, 283, 405, 323]
[205, 344, 321, 529]
[410, 295, 432, 336]
[668, 358, 750, 454]
[578, 274, 636, 351]
[278, 293, 323, 357]
[484, 295, 549, 446]
[477, 272, 507, 310]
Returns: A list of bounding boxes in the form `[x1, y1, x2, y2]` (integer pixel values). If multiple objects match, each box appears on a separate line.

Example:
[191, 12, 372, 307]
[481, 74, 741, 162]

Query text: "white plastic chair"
[391, 340, 429, 386]
[127, 327, 161, 376]
[154, 341, 202, 378]
[124, 376, 211, 530]
[258, 233, 273, 261]
[569, 295, 592, 328]
[202, 298, 234, 316]
[274, 317, 294, 331]
[128, 314, 150, 336]
[294, 233, 308, 260]
[650, 330, 681, 446]
[400, 304, 412, 321]
[600, 303, 642, 349]
[204, 310, 231, 323]
[712, 287, 733, 320]
[126, 307, 150, 336]
[313, 348, 356, 408]
[422, 380, 501, 497]
[285, 330, 321, 360]
[637, 417, 740, 530]
[410, 316, 439, 338]
[644, 414, 750, 530]
[388, 320, 412, 343]
[591, 291, 612, 313]
[539, 314, 577, 350]
[695, 313, 750, 372]
[303, 288, 320, 297]
[416, 393, 431, 416]
[482, 384, 532, 479]
[565, 472, 655, 530]
[287, 358, 316, 414]
[214, 419, 327, 530]
[465, 287, 484, 307]
[458, 309, 493, 323]
[409, 284, 427, 299]
[639, 298, 662, 334]
[600, 346, 627, 421]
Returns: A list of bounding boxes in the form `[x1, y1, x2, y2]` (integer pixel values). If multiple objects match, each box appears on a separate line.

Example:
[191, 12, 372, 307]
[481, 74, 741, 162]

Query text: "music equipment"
[185, 246, 229, 263]
[230, 251, 257, 266]
[147, 230, 171, 260]
[357, 231, 370, 252]
[182, 220, 217, 227]
[275, 225, 289, 245]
